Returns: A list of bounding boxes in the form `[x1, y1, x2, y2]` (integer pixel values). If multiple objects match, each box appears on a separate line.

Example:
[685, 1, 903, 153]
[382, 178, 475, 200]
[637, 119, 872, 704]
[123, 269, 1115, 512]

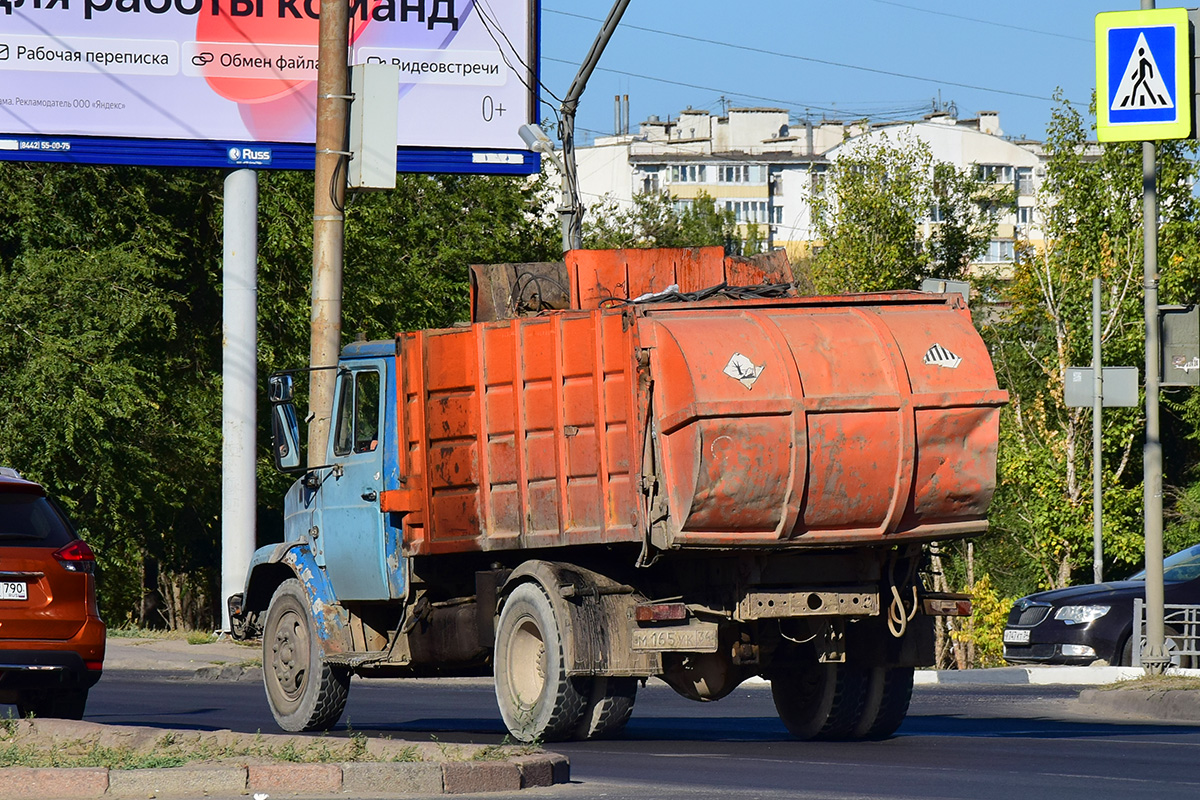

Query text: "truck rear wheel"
[575, 676, 637, 740]
[851, 666, 914, 740]
[770, 661, 866, 741]
[263, 579, 350, 732]
[494, 582, 588, 742]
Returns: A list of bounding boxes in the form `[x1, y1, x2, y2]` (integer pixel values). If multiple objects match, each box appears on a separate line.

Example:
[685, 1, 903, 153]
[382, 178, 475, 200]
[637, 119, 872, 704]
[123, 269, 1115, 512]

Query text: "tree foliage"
[583, 191, 738, 251]
[982, 97, 1200, 593]
[0, 163, 558, 627]
[810, 133, 1001, 294]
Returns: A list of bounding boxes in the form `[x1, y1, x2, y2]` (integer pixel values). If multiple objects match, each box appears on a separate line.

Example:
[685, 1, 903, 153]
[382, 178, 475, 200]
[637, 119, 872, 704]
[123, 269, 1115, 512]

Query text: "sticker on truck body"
[923, 344, 962, 369]
[723, 352, 766, 389]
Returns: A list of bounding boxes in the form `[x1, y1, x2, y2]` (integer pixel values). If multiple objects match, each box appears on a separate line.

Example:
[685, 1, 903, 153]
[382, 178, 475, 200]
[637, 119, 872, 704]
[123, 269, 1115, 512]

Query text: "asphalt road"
[54, 672, 1200, 800]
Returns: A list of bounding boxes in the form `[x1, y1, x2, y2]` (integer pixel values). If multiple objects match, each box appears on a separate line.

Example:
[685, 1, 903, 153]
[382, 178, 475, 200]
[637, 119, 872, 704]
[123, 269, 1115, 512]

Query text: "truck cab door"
[318, 363, 395, 601]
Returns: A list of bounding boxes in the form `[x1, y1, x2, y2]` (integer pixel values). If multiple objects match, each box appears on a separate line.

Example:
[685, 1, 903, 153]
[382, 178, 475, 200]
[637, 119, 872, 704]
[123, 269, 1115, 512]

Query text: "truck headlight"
[1053, 605, 1110, 625]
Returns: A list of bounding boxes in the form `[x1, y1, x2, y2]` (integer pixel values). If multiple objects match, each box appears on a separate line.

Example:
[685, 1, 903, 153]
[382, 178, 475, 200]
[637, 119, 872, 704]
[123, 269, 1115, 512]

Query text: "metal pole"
[221, 169, 258, 632]
[309, 0, 350, 467]
[1093, 277, 1103, 585]
[1143, 135, 1167, 673]
[560, 0, 633, 250]
[1141, 0, 1167, 674]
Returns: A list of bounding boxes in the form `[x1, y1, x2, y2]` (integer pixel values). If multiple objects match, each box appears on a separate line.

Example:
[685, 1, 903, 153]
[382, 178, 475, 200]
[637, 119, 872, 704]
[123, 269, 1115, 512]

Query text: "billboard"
[0, 0, 540, 172]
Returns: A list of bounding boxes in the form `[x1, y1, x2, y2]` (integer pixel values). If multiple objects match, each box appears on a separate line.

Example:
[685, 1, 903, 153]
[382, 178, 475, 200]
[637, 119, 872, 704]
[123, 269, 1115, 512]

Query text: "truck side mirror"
[271, 403, 304, 472]
[269, 374, 295, 404]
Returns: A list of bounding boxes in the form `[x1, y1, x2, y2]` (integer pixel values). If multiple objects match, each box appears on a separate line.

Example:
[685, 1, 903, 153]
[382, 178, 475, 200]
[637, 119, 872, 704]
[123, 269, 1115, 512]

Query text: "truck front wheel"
[263, 579, 350, 732]
[494, 582, 588, 742]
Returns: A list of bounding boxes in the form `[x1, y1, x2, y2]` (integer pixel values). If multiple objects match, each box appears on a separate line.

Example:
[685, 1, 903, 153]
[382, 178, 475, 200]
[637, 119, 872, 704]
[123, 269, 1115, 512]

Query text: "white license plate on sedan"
[0, 581, 28, 601]
[1003, 628, 1030, 644]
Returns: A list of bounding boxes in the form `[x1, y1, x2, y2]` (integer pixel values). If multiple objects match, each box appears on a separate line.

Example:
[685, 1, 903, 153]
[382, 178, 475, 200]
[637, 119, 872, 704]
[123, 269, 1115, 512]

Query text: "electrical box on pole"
[1160, 304, 1200, 386]
[348, 64, 400, 191]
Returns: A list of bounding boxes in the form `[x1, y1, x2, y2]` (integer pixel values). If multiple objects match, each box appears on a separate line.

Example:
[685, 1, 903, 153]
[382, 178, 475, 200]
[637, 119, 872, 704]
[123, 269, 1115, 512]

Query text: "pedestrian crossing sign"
[1096, 8, 1191, 142]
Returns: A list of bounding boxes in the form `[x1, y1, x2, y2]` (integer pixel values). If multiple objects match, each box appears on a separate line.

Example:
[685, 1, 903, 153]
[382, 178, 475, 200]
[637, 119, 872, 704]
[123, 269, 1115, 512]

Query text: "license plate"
[1003, 628, 1030, 644]
[0, 581, 27, 601]
[631, 624, 719, 653]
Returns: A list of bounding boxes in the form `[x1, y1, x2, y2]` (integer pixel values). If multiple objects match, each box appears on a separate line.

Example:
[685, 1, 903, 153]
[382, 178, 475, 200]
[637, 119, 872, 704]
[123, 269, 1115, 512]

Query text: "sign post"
[1096, 3, 1191, 674]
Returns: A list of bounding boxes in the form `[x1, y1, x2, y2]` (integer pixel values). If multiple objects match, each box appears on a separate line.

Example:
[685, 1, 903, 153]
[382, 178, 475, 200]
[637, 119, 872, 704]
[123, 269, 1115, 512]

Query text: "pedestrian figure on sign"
[1123, 46, 1167, 107]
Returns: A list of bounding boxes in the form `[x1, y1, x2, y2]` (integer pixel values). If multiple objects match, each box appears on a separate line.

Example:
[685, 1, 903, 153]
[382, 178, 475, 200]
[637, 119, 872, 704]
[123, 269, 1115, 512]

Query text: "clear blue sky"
[537, 0, 1122, 144]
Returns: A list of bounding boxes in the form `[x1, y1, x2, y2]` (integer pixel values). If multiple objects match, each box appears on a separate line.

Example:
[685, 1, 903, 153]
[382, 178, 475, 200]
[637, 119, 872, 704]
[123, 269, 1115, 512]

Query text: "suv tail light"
[54, 540, 96, 574]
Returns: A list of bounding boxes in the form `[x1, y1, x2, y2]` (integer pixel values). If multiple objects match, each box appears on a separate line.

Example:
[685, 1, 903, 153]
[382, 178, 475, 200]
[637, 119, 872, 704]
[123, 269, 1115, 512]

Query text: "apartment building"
[575, 105, 1046, 270]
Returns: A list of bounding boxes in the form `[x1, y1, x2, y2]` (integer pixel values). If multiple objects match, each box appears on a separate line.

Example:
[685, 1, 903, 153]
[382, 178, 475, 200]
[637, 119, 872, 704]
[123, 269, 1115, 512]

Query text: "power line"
[543, 7, 1081, 106]
[864, 0, 1092, 44]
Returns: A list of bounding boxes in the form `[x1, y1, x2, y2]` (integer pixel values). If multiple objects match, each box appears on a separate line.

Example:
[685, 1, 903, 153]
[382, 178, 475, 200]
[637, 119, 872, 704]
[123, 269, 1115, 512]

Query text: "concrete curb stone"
[1078, 687, 1200, 721]
[247, 763, 343, 794]
[3, 767, 109, 799]
[0, 756, 568, 798]
[106, 765, 250, 797]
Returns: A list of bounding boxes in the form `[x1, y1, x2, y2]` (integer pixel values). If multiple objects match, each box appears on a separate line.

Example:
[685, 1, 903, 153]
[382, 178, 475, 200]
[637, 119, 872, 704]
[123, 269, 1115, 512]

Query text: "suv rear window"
[0, 493, 75, 547]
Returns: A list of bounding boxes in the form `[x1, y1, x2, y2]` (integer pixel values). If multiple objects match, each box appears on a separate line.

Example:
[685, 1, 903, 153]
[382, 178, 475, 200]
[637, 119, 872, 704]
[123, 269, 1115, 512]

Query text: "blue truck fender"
[233, 541, 351, 654]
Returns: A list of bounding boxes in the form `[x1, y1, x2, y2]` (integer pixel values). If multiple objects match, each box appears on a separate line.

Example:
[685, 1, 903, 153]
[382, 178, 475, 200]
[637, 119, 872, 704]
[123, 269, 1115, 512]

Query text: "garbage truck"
[229, 246, 1007, 742]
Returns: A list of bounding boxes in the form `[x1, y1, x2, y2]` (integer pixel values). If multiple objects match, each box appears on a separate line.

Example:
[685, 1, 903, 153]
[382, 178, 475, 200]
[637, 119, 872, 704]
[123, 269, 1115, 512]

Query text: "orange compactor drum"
[383, 247, 1006, 557]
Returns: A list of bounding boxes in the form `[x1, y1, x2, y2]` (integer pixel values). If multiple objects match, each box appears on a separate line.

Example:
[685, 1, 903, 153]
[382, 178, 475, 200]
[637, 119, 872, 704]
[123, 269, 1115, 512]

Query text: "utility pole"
[309, 0, 351, 467]
[1140, 0, 1169, 675]
[560, 0, 633, 250]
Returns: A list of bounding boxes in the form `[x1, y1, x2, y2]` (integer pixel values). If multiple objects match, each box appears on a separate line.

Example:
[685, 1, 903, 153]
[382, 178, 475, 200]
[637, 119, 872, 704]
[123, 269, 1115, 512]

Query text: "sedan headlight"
[1054, 605, 1110, 625]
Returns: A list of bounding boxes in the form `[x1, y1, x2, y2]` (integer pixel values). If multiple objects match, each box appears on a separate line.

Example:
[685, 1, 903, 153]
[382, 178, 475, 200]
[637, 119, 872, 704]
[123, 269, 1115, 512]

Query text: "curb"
[1078, 687, 1200, 722]
[0, 756, 569, 798]
[744, 665, 1200, 687]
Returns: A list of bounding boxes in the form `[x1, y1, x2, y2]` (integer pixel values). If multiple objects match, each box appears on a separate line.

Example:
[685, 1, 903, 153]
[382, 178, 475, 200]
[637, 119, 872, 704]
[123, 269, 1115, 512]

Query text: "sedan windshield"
[1130, 543, 1200, 582]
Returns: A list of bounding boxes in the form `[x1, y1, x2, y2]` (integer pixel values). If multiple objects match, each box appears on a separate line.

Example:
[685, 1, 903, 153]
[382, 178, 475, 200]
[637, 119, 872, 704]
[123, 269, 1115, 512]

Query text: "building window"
[771, 205, 783, 225]
[1016, 167, 1034, 195]
[641, 169, 661, 193]
[673, 199, 694, 215]
[725, 200, 770, 224]
[929, 203, 945, 223]
[979, 239, 1015, 263]
[670, 165, 707, 183]
[717, 165, 767, 184]
[1016, 205, 1033, 226]
[978, 164, 1014, 185]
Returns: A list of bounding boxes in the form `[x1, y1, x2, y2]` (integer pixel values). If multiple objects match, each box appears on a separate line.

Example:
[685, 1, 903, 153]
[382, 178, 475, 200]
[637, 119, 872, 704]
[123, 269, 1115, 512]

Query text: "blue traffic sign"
[1096, 8, 1191, 142]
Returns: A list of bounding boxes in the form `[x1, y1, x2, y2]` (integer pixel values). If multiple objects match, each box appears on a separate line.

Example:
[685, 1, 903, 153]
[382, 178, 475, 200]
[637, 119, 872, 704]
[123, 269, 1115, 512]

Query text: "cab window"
[333, 370, 381, 457]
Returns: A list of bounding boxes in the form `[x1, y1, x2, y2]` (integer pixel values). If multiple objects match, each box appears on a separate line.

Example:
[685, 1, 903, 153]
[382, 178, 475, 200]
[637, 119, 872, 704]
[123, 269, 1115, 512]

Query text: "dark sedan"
[1003, 543, 1200, 667]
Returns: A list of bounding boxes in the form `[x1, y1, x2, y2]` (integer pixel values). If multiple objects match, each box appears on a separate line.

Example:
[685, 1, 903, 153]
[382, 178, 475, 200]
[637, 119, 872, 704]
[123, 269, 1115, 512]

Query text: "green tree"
[981, 97, 1200, 593]
[583, 191, 737, 250]
[0, 163, 559, 628]
[810, 133, 1000, 294]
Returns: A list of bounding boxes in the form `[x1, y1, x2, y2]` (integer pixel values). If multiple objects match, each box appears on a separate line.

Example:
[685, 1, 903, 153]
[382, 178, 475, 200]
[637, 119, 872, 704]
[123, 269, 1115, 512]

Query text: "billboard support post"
[221, 169, 258, 632]
[308, 1, 351, 468]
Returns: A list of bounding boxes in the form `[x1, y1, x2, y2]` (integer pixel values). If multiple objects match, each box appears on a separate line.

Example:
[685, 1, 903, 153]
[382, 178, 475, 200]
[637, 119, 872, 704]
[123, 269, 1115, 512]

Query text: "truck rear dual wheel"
[851, 666, 914, 740]
[770, 662, 867, 741]
[263, 579, 350, 732]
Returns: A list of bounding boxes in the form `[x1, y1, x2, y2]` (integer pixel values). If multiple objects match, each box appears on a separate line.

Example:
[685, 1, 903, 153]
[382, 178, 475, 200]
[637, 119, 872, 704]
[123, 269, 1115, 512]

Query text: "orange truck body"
[382, 247, 1006, 557]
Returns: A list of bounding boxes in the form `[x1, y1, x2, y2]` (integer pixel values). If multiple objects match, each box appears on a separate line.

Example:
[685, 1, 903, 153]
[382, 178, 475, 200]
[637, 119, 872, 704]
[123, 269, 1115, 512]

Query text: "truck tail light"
[635, 602, 688, 622]
[921, 594, 972, 617]
[54, 540, 96, 574]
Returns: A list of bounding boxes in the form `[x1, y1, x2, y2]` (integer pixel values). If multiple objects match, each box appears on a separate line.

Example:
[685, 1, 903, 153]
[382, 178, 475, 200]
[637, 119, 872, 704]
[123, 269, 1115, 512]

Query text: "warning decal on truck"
[923, 344, 962, 369]
[723, 352, 766, 389]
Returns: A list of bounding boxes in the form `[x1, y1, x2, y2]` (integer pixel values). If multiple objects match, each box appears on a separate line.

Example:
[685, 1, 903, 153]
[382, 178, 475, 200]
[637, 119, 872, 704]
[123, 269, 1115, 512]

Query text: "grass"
[0, 717, 428, 770]
[107, 626, 258, 648]
[1096, 674, 1200, 692]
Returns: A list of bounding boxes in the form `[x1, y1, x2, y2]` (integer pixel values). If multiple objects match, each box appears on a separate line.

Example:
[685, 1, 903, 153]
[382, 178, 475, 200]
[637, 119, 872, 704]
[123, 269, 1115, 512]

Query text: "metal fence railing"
[1132, 599, 1200, 667]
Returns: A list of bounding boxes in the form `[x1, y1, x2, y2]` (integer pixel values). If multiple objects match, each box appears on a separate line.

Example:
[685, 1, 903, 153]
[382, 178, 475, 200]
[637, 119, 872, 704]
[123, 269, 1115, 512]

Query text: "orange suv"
[0, 468, 105, 718]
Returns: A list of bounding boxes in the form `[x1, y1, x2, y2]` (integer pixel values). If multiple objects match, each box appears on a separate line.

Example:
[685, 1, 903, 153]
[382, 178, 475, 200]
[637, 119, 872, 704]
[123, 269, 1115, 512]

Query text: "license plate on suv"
[0, 581, 28, 601]
[1003, 628, 1030, 644]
